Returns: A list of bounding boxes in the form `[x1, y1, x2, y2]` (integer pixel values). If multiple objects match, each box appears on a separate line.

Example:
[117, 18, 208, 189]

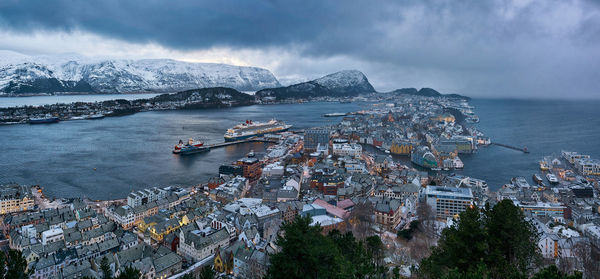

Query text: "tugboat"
[532, 174, 543, 185]
[173, 139, 206, 154]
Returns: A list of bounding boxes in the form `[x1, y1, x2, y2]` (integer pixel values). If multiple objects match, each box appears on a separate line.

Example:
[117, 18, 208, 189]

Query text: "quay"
[205, 136, 279, 149]
[492, 142, 530, 153]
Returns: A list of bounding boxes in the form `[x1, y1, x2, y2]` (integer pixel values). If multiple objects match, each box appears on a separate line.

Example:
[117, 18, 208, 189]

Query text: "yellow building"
[390, 142, 413, 155]
[0, 184, 35, 214]
[432, 113, 455, 123]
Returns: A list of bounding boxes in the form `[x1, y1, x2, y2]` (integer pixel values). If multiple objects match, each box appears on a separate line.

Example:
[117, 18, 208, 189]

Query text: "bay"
[0, 98, 598, 200]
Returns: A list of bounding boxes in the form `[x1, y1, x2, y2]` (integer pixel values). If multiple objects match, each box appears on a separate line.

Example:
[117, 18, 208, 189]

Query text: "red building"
[235, 157, 262, 180]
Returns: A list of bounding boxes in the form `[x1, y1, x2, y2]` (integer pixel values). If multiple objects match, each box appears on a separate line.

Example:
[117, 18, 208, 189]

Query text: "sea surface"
[0, 97, 598, 200]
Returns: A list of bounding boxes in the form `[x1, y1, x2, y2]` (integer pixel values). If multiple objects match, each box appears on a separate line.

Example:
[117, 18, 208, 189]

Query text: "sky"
[0, 0, 599, 99]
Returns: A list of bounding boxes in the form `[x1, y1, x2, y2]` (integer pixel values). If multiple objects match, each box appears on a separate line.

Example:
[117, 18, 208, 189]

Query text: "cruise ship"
[224, 119, 291, 142]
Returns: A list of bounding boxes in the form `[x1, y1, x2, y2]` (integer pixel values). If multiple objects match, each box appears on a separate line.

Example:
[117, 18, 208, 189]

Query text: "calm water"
[0, 102, 362, 199]
[0, 93, 161, 108]
[457, 99, 600, 188]
[0, 98, 598, 199]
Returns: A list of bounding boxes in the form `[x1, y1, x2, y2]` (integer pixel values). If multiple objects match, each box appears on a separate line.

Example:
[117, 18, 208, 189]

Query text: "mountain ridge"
[0, 51, 281, 94]
[255, 70, 375, 100]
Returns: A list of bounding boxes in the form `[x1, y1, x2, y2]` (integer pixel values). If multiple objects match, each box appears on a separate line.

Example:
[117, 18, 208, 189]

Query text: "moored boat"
[546, 173, 559, 184]
[176, 145, 210, 155]
[28, 116, 60, 124]
[532, 174, 543, 185]
[224, 119, 291, 142]
[173, 138, 205, 153]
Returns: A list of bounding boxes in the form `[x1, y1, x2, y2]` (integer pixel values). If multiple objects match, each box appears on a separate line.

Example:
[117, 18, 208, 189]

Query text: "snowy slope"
[255, 69, 375, 100]
[0, 51, 281, 93]
[313, 70, 375, 93]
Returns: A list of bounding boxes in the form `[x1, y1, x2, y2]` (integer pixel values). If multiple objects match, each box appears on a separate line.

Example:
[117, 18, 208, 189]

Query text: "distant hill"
[255, 70, 375, 100]
[390, 87, 470, 100]
[140, 87, 255, 108]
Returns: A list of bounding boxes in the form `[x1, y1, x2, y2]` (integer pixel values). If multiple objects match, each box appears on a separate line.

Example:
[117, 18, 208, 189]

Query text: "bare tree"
[347, 200, 375, 239]
[416, 201, 437, 239]
[573, 240, 600, 279]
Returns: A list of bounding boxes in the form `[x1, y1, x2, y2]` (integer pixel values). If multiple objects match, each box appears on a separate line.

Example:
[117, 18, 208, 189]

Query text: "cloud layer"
[0, 0, 599, 98]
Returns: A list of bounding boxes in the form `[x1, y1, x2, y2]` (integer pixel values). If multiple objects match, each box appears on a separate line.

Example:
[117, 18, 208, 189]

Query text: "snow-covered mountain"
[255, 69, 375, 100]
[0, 50, 281, 94]
[313, 70, 375, 94]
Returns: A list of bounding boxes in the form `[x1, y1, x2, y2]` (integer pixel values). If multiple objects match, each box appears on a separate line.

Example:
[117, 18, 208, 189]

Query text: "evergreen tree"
[5, 250, 27, 279]
[198, 265, 215, 279]
[531, 265, 582, 279]
[182, 272, 194, 279]
[116, 266, 141, 279]
[0, 251, 5, 279]
[268, 216, 347, 279]
[419, 200, 541, 279]
[101, 256, 112, 279]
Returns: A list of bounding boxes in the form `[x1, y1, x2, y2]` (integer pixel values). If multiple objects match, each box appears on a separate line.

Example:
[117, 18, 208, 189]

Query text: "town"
[1, 94, 599, 278]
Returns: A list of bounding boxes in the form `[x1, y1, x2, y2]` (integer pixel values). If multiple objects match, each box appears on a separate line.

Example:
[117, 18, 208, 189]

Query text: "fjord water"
[0, 102, 362, 200]
[0, 98, 598, 200]
[458, 98, 600, 188]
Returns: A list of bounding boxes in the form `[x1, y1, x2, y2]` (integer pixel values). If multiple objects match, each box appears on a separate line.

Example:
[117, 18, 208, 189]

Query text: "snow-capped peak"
[0, 50, 281, 93]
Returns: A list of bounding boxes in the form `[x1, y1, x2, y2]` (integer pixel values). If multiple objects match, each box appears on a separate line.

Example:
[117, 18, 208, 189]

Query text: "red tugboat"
[173, 138, 204, 153]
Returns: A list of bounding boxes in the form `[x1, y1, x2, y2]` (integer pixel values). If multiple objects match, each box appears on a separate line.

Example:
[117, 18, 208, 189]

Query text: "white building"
[332, 143, 362, 158]
[178, 229, 229, 262]
[423, 186, 474, 219]
[41, 228, 64, 245]
[127, 187, 167, 208]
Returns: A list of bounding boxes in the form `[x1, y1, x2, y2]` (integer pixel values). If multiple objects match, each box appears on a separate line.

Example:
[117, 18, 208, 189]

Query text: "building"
[423, 186, 474, 219]
[310, 168, 345, 196]
[127, 187, 167, 208]
[42, 228, 64, 245]
[0, 184, 34, 214]
[373, 197, 403, 230]
[332, 143, 362, 158]
[514, 200, 566, 219]
[573, 158, 600, 175]
[390, 141, 414, 155]
[304, 129, 330, 151]
[235, 157, 262, 180]
[178, 229, 230, 262]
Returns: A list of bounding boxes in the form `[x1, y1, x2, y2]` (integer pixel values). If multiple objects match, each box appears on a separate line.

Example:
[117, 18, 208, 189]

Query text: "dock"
[491, 142, 529, 153]
[205, 137, 279, 149]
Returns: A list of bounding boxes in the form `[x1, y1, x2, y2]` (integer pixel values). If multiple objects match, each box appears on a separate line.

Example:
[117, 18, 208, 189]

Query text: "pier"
[205, 137, 279, 149]
[491, 142, 530, 153]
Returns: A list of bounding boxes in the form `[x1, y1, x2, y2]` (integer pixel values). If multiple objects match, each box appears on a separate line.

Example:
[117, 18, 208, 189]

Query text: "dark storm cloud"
[0, 0, 599, 98]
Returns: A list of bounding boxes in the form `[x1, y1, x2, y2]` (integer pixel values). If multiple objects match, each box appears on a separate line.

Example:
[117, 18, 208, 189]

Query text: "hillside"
[255, 70, 375, 100]
[391, 87, 470, 100]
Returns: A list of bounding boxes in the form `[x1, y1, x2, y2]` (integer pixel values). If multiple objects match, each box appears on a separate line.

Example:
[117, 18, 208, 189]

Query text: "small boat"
[511, 177, 531, 188]
[532, 174, 543, 185]
[173, 138, 204, 153]
[87, 113, 105, 119]
[431, 167, 442, 171]
[247, 150, 255, 158]
[539, 160, 549, 171]
[546, 173, 559, 184]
